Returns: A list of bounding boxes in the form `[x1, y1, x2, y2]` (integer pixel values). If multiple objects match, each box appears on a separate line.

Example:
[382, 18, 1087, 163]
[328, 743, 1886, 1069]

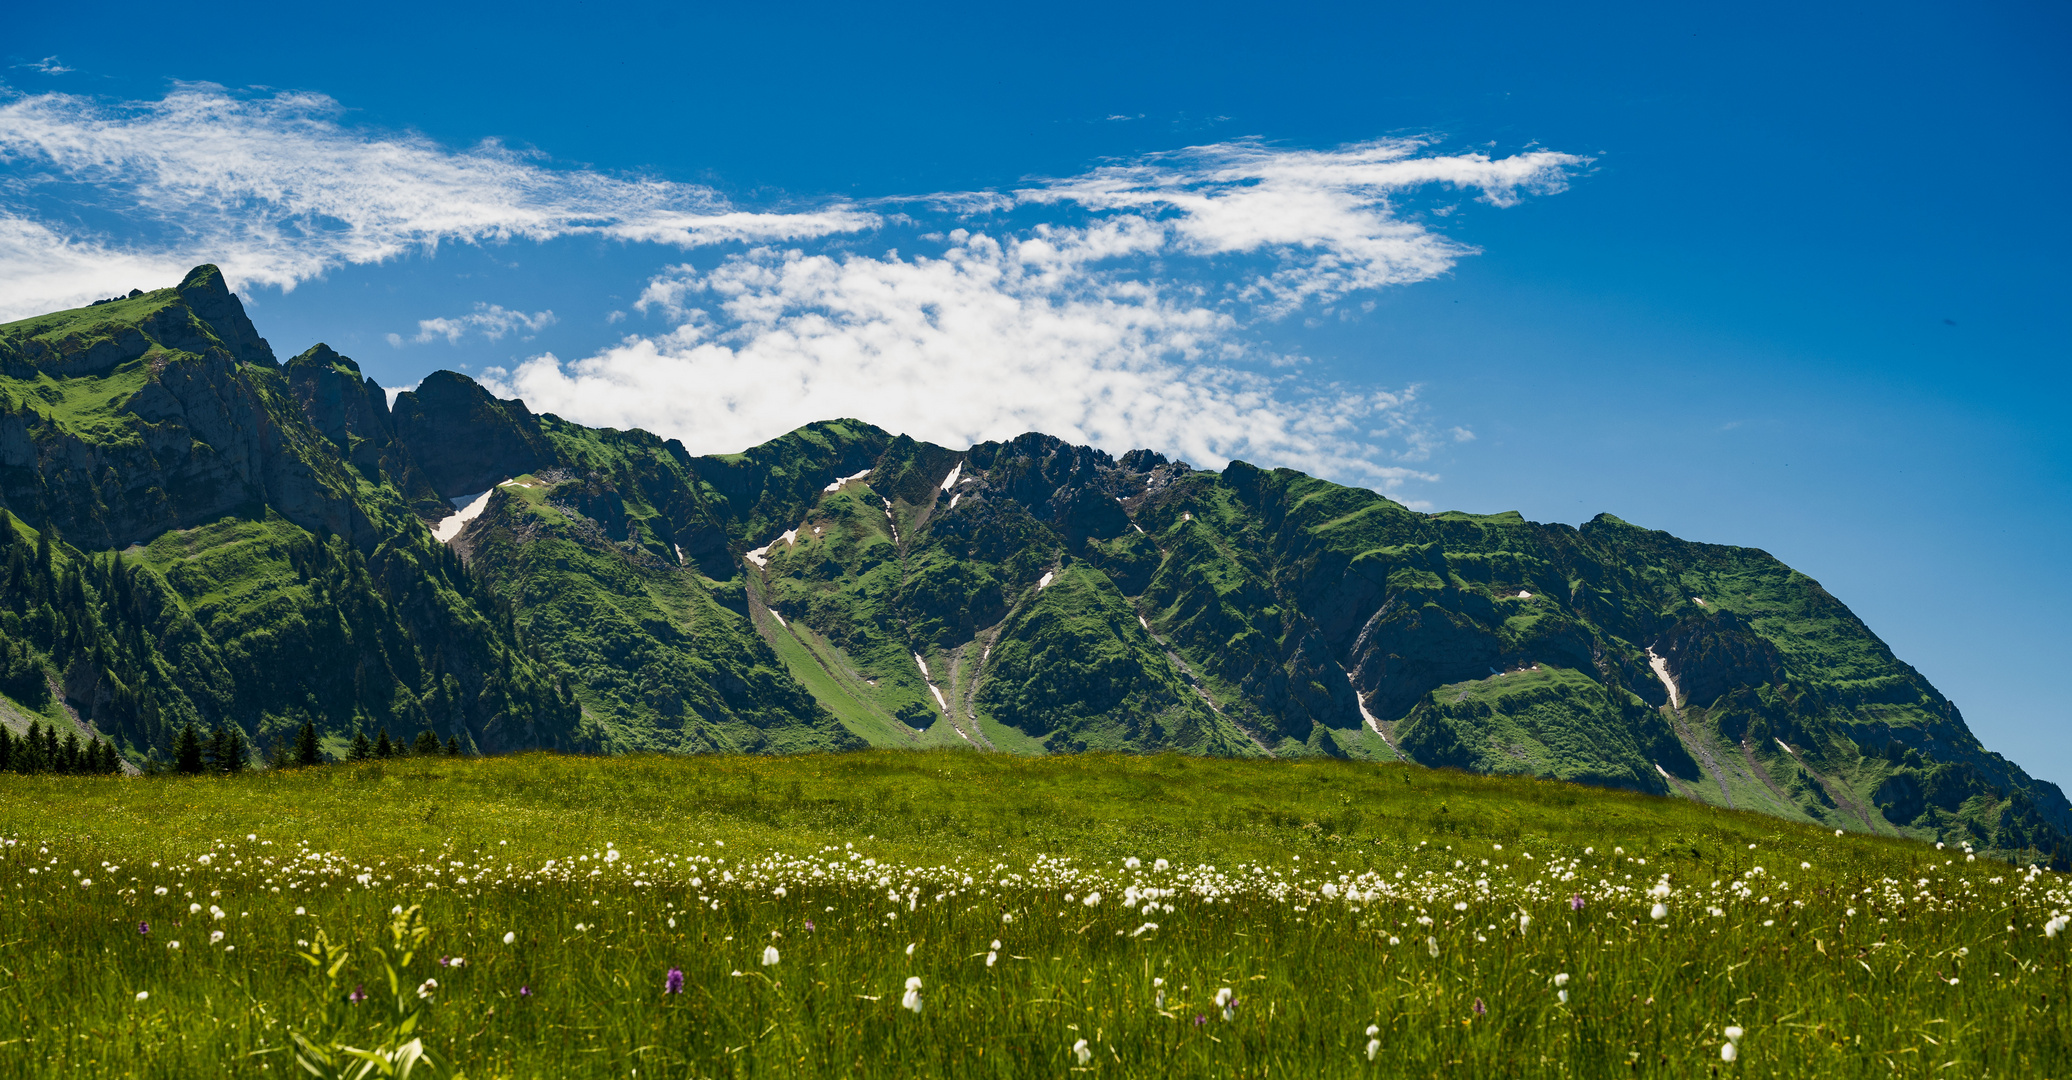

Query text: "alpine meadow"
[0, 268, 2065, 1078]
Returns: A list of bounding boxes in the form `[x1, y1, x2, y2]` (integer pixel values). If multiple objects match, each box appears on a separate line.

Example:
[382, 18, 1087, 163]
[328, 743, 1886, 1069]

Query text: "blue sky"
[4, 1, 2067, 789]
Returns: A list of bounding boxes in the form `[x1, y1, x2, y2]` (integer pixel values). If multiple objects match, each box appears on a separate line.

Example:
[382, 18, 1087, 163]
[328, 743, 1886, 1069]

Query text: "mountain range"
[2, 265, 2064, 863]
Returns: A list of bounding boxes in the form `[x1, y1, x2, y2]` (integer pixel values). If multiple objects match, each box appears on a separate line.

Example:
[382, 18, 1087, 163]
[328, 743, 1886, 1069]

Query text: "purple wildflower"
[1569, 894, 1586, 911]
[519, 985, 533, 998]
[803, 920, 816, 932]
[1193, 1014, 1208, 1027]
[137, 921, 150, 936]
[664, 967, 685, 995]
[348, 985, 367, 1004]
[1473, 997, 1487, 1016]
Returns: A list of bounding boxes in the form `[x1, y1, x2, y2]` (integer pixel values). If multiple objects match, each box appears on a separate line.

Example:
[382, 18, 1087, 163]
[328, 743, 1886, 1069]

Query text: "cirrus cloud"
[0, 85, 873, 319]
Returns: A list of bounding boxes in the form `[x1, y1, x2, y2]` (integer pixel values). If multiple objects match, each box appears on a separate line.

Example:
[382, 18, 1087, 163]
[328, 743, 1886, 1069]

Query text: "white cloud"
[406, 303, 557, 345]
[484, 138, 1580, 489]
[0, 84, 1582, 493]
[18, 58, 73, 75]
[0, 85, 874, 319]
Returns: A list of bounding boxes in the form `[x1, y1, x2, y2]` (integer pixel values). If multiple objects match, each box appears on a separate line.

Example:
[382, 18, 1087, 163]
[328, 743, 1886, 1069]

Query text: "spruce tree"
[444, 735, 461, 757]
[206, 726, 229, 773]
[61, 730, 80, 774]
[226, 728, 247, 774]
[347, 731, 372, 762]
[412, 729, 440, 756]
[19, 721, 43, 772]
[174, 723, 203, 774]
[0, 725, 11, 771]
[296, 721, 320, 767]
[374, 727, 393, 759]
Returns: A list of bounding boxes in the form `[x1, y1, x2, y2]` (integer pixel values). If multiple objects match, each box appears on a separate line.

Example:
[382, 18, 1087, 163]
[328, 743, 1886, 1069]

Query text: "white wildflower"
[1073, 1039, 1092, 1065]
[762, 945, 780, 966]
[902, 976, 923, 1014]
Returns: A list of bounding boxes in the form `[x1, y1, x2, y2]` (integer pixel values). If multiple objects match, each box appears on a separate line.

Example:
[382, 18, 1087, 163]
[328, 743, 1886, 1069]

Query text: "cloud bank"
[0, 85, 1583, 492]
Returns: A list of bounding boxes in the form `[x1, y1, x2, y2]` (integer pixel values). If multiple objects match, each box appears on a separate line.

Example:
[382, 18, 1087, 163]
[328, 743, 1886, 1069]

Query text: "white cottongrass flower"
[209, 930, 225, 945]
[189, 903, 202, 914]
[1651, 903, 1669, 921]
[1366, 1024, 1381, 1060]
[1554, 973, 1570, 987]
[135, 991, 148, 1002]
[901, 976, 923, 1014]
[1518, 913, 1532, 934]
[1215, 987, 1236, 1021]
[503, 932, 517, 945]
[604, 848, 620, 863]
[1153, 859, 1169, 872]
[1124, 857, 1141, 870]
[417, 978, 438, 1000]
[906, 943, 916, 956]
[1835, 829, 1844, 836]
[773, 886, 786, 898]
[1154, 977, 1165, 1009]
[1083, 892, 1101, 907]
[167, 941, 180, 950]
[1388, 936, 1400, 946]
[1427, 936, 1440, 958]
[1002, 913, 1014, 924]
[762, 945, 780, 966]
[2042, 914, 2066, 939]
[987, 949, 998, 967]
[1073, 1039, 1092, 1065]
[154, 886, 168, 896]
[1722, 1024, 1744, 1063]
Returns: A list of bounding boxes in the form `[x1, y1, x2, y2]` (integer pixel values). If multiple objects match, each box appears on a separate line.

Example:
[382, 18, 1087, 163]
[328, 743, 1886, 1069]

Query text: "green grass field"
[1, 751, 2065, 1077]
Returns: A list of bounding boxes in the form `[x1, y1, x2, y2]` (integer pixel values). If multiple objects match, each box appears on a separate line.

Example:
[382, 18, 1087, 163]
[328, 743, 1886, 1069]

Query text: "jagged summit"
[0, 267, 2063, 865]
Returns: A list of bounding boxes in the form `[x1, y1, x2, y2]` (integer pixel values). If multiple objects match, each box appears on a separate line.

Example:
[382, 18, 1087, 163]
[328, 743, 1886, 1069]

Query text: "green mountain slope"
[0, 267, 2062, 866]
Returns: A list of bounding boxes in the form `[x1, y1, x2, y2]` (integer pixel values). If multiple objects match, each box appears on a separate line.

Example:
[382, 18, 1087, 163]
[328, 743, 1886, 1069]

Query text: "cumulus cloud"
[17, 58, 74, 76]
[0, 85, 873, 319]
[395, 303, 558, 346]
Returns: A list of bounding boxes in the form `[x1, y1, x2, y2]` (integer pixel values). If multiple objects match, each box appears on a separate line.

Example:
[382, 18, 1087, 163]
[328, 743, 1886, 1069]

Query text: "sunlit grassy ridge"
[1, 751, 2066, 1077]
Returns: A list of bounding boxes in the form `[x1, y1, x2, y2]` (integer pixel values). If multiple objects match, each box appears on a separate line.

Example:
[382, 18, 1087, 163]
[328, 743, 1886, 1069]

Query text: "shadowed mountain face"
[0, 267, 2063, 864]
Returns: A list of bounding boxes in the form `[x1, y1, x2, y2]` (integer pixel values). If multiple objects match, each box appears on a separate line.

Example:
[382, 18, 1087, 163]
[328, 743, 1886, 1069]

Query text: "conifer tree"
[206, 726, 230, 773]
[61, 730, 80, 773]
[347, 731, 372, 762]
[444, 735, 460, 757]
[174, 723, 203, 774]
[19, 721, 44, 772]
[296, 721, 321, 766]
[0, 725, 11, 771]
[412, 729, 440, 756]
[226, 728, 247, 774]
[375, 727, 393, 759]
